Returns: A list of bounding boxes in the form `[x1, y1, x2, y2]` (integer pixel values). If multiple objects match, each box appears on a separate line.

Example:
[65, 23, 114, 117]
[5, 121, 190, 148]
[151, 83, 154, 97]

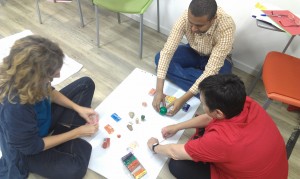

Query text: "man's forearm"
[156, 78, 165, 93]
[175, 114, 213, 131]
[154, 143, 192, 160]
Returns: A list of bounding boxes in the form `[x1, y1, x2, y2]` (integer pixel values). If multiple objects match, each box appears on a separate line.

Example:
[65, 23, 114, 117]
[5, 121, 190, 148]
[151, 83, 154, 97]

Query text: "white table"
[84, 68, 200, 179]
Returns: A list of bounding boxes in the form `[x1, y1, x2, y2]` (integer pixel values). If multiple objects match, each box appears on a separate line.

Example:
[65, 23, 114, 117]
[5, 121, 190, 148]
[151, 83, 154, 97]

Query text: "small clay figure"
[141, 115, 145, 121]
[127, 124, 133, 131]
[142, 102, 147, 107]
[129, 112, 135, 119]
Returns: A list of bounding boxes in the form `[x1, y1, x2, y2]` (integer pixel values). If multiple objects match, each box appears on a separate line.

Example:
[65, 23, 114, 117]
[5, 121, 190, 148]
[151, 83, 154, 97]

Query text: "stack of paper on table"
[251, 2, 284, 30]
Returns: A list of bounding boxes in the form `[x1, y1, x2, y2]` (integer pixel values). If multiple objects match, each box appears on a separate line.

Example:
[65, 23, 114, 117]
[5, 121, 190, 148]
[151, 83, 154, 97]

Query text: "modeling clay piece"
[182, 103, 191, 112]
[104, 124, 114, 134]
[159, 107, 167, 115]
[127, 141, 139, 152]
[135, 118, 139, 124]
[165, 95, 176, 104]
[129, 112, 135, 119]
[142, 102, 147, 107]
[141, 115, 145, 121]
[88, 114, 99, 125]
[117, 134, 121, 138]
[102, 138, 110, 149]
[127, 124, 133, 131]
[148, 88, 156, 96]
[111, 113, 122, 122]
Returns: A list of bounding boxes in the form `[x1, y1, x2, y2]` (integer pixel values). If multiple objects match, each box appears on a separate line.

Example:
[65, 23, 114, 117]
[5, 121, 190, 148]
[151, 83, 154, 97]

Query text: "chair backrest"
[93, 0, 154, 14]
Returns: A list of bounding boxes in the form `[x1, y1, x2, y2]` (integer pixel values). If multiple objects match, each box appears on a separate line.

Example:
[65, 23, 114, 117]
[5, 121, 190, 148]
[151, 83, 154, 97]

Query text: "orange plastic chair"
[262, 51, 300, 159]
[262, 51, 300, 109]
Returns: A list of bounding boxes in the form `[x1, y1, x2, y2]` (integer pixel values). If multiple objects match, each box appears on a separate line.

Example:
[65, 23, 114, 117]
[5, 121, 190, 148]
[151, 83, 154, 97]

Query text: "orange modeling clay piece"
[104, 124, 114, 134]
[102, 138, 110, 149]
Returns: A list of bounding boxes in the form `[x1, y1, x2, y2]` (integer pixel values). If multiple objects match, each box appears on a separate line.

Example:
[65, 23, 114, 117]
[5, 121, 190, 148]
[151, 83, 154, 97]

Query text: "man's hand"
[167, 91, 195, 116]
[166, 97, 185, 116]
[147, 137, 159, 150]
[162, 124, 179, 138]
[152, 91, 166, 112]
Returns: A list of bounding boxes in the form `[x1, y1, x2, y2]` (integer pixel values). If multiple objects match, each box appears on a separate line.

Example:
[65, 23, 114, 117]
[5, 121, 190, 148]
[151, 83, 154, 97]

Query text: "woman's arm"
[51, 89, 80, 111]
[50, 89, 98, 123]
[42, 124, 98, 150]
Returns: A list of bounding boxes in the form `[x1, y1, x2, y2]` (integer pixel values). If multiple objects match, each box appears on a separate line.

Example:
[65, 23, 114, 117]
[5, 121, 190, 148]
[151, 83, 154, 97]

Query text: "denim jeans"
[27, 77, 95, 179]
[155, 44, 232, 92]
[169, 159, 211, 179]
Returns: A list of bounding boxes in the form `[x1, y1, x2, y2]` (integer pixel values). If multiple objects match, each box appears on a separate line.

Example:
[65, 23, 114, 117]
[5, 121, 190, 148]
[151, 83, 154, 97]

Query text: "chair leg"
[247, 66, 262, 95]
[0, 0, 5, 6]
[263, 98, 272, 109]
[286, 127, 300, 159]
[139, 14, 143, 59]
[157, 0, 160, 32]
[117, 13, 121, 24]
[95, 5, 100, 47]
[35, 0, 42, 24]
[76, 0, 84, 27]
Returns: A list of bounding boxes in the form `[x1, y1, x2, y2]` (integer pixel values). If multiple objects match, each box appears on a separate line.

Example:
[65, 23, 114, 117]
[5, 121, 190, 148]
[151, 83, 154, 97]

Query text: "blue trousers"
[155, 44, 232, 92]
[169, 159, 211, 179]
[27, 77, 95, 179]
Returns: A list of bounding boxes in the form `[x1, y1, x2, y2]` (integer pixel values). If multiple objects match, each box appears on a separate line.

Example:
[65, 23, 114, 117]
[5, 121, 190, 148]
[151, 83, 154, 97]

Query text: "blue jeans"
[27, 77, 95, 179]
[169, 159, 211, 179]
[155, 44, 232, 92]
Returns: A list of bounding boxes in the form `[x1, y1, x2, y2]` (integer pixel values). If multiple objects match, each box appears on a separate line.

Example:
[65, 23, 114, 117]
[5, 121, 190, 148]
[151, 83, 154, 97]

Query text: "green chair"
[93, 0, 160, 59]
[35, 0, 84, 27]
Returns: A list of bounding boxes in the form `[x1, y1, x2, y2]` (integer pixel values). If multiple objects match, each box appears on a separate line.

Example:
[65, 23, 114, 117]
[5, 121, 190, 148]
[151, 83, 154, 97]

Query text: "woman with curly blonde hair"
[0, 35, 99, 179]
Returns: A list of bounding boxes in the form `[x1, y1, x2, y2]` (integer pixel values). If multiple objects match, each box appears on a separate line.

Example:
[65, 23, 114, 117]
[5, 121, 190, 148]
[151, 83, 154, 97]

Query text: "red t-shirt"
[185, 97, 288, 179]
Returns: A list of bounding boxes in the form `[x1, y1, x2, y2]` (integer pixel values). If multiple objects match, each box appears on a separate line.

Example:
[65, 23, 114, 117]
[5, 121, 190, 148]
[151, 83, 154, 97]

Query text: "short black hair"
[189, 0, 217, 20]
[199, 74, 246, 119]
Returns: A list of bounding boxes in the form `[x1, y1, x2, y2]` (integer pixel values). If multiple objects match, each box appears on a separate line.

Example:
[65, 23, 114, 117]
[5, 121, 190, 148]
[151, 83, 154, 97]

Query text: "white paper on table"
[251, 2, 283, 30]
[85, 68, 200, 179]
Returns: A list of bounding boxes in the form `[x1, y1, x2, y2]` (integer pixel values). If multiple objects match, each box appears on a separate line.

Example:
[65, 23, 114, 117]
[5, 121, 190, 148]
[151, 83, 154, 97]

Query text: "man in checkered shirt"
[153, 0, 236, 116]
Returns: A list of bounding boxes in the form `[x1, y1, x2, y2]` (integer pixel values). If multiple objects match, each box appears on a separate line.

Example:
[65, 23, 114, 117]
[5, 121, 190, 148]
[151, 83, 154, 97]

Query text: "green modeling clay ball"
[159, 107, 167, 115]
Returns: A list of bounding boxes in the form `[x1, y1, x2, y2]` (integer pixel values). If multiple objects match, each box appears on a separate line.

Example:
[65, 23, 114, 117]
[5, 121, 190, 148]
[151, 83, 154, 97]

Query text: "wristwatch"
[152, 143, 159, 153]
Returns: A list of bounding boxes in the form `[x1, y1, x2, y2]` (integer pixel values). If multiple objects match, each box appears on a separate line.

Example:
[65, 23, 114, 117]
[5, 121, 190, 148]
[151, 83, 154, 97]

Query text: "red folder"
[263, 10, 300, 35]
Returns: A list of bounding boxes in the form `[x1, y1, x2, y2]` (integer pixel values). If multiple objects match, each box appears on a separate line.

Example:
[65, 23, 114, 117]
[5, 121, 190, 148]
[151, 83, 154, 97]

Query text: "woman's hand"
[76, 123, 99, 137]
[75, 106, 99, 124]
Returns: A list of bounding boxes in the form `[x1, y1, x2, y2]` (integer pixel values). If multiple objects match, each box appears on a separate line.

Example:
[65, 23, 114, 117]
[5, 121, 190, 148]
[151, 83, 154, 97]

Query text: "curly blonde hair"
[0, 35, 64, 104]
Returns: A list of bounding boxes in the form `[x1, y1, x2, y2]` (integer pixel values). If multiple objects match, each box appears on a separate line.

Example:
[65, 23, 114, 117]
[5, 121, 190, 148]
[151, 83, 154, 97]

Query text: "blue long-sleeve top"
[0, 97, 48, 179]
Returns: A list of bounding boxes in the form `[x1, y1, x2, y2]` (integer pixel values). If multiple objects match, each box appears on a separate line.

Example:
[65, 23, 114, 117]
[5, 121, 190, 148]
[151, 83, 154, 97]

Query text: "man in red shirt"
[147, 74, 288, 179]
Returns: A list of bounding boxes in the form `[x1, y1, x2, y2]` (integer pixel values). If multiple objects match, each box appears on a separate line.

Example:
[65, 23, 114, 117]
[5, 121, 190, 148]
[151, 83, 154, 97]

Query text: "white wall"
[129, 0, 300, 75]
